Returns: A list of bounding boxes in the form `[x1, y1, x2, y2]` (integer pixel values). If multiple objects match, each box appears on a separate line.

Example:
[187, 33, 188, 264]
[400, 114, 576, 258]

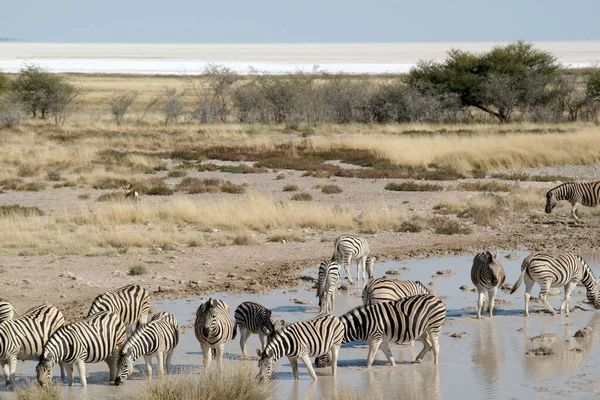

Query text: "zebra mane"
[548, 182, 575, 200]
[262, 326, 291, 361]
[579, 256, 599, 297]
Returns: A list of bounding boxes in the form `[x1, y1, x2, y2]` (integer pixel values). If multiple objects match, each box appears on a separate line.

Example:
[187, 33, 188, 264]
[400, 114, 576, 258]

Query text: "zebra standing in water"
[0, 304, 64, 385]
[362, 278, 430, 306]
[256, 314, 344, 382]
[545, 180, 600, 222]
[87, 284, 150, 331]
[317, 261, 340, 314]
[234, 302, 285, 357]
[194, 298, 237, 368]
[510, 252, 600, 316]
[471, 252, 506, 318]
[115, 312, 179, 385]
[332, 234, 376, 284]
[36, 311, 127, 387]
[0, 299, 16, 323]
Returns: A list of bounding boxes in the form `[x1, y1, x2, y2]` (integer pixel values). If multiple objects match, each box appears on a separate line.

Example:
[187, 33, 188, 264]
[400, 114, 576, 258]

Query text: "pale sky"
[2, 0, 599, 43]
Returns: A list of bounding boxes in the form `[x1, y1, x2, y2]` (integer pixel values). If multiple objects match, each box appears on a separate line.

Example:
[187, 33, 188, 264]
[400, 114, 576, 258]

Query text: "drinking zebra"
[545, 180, 600, 222]
[234, 302, 286, 357]
[256, 314, 344, 382]
[510, 252, 600, 316]
[87, 284, 150, 331]
[194, 298, 237, 368]
[339, 294, 445, 368]
[0, 304, 64, 385]
[36, 311, 127, 387]
[0, 299, 16, 323]
[332, 234, 376, 284]
[362, 278, 430, 306]
[471, 252, 506, 318]
[115, 312, 179, 385]
[317, 261, 340, 314]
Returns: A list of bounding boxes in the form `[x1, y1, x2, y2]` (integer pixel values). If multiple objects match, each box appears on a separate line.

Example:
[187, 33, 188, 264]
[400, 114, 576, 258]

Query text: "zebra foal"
[471, 252, 506, 318]
[317, 261, 340, 314]
[195, 298, 237, 368]
[510, 252, 600, 316]
[115, 312, 179, 385]
[332, 234, 376, 284]
[545, 181, 600, 222]
[234, 302, 285, 357]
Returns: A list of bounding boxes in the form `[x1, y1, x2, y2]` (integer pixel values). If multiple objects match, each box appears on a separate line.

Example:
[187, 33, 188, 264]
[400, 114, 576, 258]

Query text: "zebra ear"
[208, 298, 215, 307]
[256, 348, 262, 357]
[485, 251, 493, 261]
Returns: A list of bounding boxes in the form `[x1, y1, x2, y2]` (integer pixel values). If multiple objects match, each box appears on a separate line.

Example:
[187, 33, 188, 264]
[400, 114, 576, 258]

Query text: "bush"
[145, 182, 174, 196]
[397, 220, 422, 233]
[128, 265, 147, 276]
[385, 182, 443, 192]
[15, 383, 66, 400]
[430, 216, 472, 235]
[321, 184, 343, 194]
[109, 92, 137, 125]
[290, 192, 312, 201]
[232, 234, 258, 246]
[0, 98, 26, 128]
[282, 184, 300, 192]
[97, 192, 126, 202]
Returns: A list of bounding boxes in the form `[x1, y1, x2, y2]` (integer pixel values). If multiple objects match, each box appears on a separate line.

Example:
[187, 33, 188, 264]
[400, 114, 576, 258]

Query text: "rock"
[202, 261, 211, 266]
[299, 275, 316, 283]
[385, 270, 400, 275]
[459, 285, 471, 291]
[112, 270, 125, 277]
[570, 347, 584, 353]
[436, 269, 453, 276]
[59, 271, 77, 280]
[227, 273, 236, 278]
[530, 333, 559, 344]
[450, 332, 468, 339]
[500, 283, 513, 292]
[505, 253, 518, 260]
[292, 298, 309, 305]
[574, 327, 592, 338]
[526, 346, 554, 356]
[338, 283, 350, 291]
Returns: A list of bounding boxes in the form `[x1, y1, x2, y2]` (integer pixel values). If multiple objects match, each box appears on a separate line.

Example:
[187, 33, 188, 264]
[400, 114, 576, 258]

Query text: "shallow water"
[3, 251, 600, 399]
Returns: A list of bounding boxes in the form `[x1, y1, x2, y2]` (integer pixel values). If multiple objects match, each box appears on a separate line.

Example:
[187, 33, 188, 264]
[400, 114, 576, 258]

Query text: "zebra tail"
[510, 269, 526, 295]
[231, 322, 237, 340]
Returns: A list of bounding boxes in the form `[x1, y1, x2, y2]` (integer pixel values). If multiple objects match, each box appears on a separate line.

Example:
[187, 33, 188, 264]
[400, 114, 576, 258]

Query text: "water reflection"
[471, 319, 503, 398]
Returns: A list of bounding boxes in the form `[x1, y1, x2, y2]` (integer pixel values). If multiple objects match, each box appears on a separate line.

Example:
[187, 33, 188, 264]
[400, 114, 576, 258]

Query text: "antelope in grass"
[123, 184, 139, 202]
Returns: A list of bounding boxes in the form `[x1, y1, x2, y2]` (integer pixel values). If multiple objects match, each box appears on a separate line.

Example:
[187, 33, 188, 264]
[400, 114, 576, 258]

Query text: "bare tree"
[188, 64, 238, 123]
[109, 92, 137, 125]
[48, 85, 79, 125]
[0, 97, 26, 128]
[162, 88, 186, 124]
[135, 96, 161, 124]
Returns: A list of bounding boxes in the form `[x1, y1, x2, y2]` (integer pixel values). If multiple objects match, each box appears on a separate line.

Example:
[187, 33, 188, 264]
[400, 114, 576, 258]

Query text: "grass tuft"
[385, 182, 443, 192]
[290, 193, 312, 201]
[430, 216, 472, 235]
[128, 265, 148, 276]
[321, 184, 343, 194]
[0, 204, 45, 217]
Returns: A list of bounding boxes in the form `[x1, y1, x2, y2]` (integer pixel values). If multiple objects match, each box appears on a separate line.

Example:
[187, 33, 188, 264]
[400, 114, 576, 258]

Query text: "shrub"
[92, 177, 129, 190]
[232, 234, 258, 246]
[0, 98, 26, 128]
[0, 204, 44, 217]
[109, 92, 137, 125]
[397, 220, 422, 233]
[128, 265, 147, 276]
[385, 182, 443, 192]
[97, 192, 126, 202]
[282, 184, 300, 192]
[15, 383, 67, 400]
[321, 184, 343, 194]
[290, 192, 312, 201]
[167, 169, 187, 178]
[430, 216, 472, 235]
[145, 182, 174, 196]
[177, 177, 245, 194]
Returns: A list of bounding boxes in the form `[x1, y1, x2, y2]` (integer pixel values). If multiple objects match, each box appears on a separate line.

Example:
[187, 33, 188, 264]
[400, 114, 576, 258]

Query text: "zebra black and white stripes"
[510, 252, 600, 316]
[332, 234, 376, 284]
[87, 284, 150, 331]
[317, 261, 340, 314]
[36, 311, 127, 387]
[234, 302, 285, 357]
[0, 304, 64, 384]
[257, 314, 344, 381]
[115, 312, 179, 385]
[362, 278, 430, 306]
[195, 298, 237, 368]
[545, 180, 600, 222]
[0, 299, 16, 324]
[471, 252, 506, 318]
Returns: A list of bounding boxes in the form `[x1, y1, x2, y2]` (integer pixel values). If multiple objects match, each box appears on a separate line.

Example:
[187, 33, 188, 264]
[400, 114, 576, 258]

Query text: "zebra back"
[0, 299, 16, 323]
[87, 284, 150, 327]
[0, 303, 64, 359]
[343, 294, 446, 344]
[317, 261, 340, 311]
[470, 252, 506, 289]
[234, 302, 274, 335]
[362, 278, 430, 306]
[195, 298, 236, 346]
[333, 234, 370, 260]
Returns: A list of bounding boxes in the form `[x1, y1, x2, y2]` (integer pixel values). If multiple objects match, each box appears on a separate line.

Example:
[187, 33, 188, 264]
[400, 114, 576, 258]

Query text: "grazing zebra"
[510, 252, 600, 316]
[234, 302, 286, 357]
[256, 314, 344, 382]
[114, 312, 179, 385]
[362, 278, 430, 306]
[87, 284, 150, 331]
[0, 299, 16, 323]
[194, 298, 237, 368]
[471, 252, 506, 318]
[332, 234, 376, 284]
[317, 261, 340, 314]
[545, 181, 600, 222]
[36, 311, 127, 387]
[0, 304, 64, 385]
[341, 294, 445, 368]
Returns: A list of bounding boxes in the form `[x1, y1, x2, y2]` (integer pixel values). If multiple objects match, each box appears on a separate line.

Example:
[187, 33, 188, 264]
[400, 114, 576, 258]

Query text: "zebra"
[234, 302, 286, 357]
[36, 311, 126, 387]
[317, 261, 340, 314]
[332, 234, 376, 284]
[362, 278, 430, 306]
[341, 294, 445, 368]
[0, 299, 16, 323]
[194, 298, 237, 368]
[0, 304, 64, 385]
[256, 314, 344, 382]
[471, 252, 506, 318]
[87, 284, 150, 331]
[545, 181, 600, 222]
[114, 312, 179, 385]
[510, 252, 600, 316]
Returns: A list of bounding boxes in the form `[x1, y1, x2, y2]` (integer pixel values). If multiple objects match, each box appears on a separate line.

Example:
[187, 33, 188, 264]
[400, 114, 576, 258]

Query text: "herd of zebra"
[0, 181, 598, 387]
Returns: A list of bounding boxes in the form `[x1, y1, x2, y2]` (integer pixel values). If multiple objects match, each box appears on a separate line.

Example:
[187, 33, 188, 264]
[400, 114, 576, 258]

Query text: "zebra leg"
[239, 327, 249, 357]
[366, 338, 382, 369]
[431, 332, 440, 364]
[524, 277, 534, 317]
[258, 332, 266, 352]
[379, 340, 396, 366]
[560, 282, 576, 315]
[65, 363, 74, 386]
[289, 356, 299, 379]
[539, 280, 557, 316]
[344, 256, 353, 284]
[0, 361, 9, 386]
[157, 352, 165, 378]
[107, 351, 119, 382]
[7, 356, 16, 386]
[415, 332, 433, 363]
[59, 362, 66, 382]
[476, 290, 485, 319]
[330, 344, 340, 377]
[201, 342, 212, 368]
[571, 202, 581, 222]
[76, 359, 87, 387]
[215, 343, 225, 368]
[488, 286, 498, 317]
[300, 354, 318, 381]
[165, 351, 173, 375]
[143, 355, 153, 380]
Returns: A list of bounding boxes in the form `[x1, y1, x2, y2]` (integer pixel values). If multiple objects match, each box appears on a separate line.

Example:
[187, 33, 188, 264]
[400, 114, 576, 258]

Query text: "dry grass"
[454, 181, 515, 192]
[321, 184, 343, 194]
[385, 181, 444, 192]
[177, 178, 245, 194]
[14, 384, 70, 400]
[290, 193, 313, 201]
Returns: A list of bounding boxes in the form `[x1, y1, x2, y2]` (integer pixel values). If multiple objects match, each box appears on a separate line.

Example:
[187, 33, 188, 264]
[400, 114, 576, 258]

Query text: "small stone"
[459, 285, 471, 291]
[530, 333, 559, 344]
[385, 270, 400, 275]
[450, 332, 468, 339]
[436, 269, 453, 276]
[202, 261, 211, 266]
[292, 298, 309, 305]
[574, 327, 592, 338]
[338, 283, 350, 291]
[505, 253, 518, 260]
[526, 346, 554, 356]
[500, 283, 513, 292]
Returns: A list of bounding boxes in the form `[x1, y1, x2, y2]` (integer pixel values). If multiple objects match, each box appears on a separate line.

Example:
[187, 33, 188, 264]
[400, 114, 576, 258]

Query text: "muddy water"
[3, 251, 600, 399]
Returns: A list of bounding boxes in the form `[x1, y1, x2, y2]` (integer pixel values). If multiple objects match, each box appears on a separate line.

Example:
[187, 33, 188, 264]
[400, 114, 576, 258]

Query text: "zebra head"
[485, 251, 503, 286]
[114, 347, 135, 386]
[36, 355, 53, 387]
[366, 256, 376, 279]
[545, 191, 557, 214]
[200, 298, 220, 338]
[256, 348, 275, 382]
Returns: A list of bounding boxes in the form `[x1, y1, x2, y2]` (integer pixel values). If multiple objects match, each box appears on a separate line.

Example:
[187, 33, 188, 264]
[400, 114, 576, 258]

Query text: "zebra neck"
[341, 314, 363, 343]
[581, 262, 598, 295]
[267, 333, 290, 361]
[555, 184, 574, 200]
